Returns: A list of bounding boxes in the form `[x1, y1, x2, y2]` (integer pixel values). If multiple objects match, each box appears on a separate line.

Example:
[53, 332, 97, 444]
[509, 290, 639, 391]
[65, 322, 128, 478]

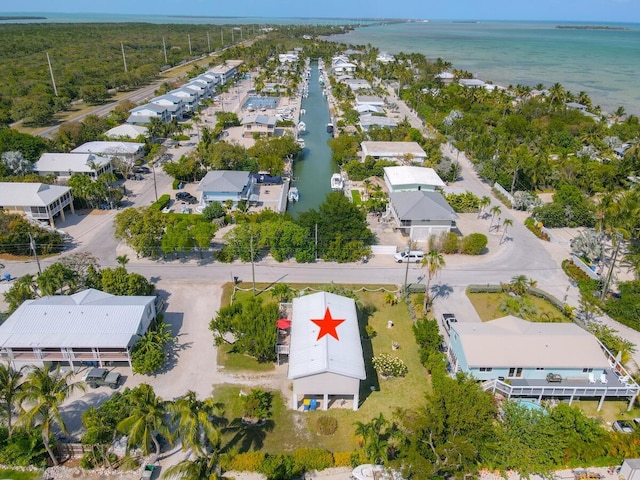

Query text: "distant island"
[0, 15, 47, 21]
[556, 25, 628, 31]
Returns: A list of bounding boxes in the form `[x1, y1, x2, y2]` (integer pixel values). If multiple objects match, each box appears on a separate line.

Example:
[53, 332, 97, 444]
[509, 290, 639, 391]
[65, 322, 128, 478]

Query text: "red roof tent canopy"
[276, 318, 291, 329]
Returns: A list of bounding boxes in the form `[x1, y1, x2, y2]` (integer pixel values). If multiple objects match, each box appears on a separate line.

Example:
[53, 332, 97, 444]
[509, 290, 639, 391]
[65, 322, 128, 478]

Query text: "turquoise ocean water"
[330, 21, 640, 115]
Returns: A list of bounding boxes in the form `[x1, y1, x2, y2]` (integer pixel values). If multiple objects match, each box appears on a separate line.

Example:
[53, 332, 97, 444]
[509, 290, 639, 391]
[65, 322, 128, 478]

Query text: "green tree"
[201, 201, 225, 221]
[99, 266, 155, 296]
[169, 391, 223, 456]
[17, 364, 86, 466]
[164, 453, 221, 480]
[0, 362, 25, 437]
[500, 218, 513, 244]
[271, 283, 294, 303]
[421, 250, 445, 313]
[3, 274, 38, 314]
[117, 383, 172, 457]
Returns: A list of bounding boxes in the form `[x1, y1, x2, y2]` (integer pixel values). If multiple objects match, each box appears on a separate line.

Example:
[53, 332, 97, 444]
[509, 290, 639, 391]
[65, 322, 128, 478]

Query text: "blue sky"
[1, 0, 639, 23]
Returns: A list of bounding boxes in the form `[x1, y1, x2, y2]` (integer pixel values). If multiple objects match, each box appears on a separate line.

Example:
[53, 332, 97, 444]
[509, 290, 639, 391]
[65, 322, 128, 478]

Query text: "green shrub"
[441, 231, 460, 254]
[365, 325, 377, 338]
[259, 453, 299, 480]
[215, 247, 235, 263]
[316, 416, 338, 436]
[525, 217, 550, 241]
[373, 353, 408, 378]
[172, 179, 181, 189]
[461, 233, 488, 255]
[0, 428, 47, 467]
[227, 451, 265, 472]
[491, 187, 513, 208]
[202, 201, 225, 221]
[149, 194, 170, 211]
[445, 191, 480, 213]
[292, 448, 334, 471]
[333, 451, 356, 467]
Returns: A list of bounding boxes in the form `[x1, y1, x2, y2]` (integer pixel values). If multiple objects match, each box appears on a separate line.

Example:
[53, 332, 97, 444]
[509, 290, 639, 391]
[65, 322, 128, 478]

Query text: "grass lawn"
[0, 469, 42, 480]
[217, 343, 275, 372]
[351, 189, 362, 205]
[212, 284, 429, 454]
[467, 291, 569, 322]
[573, 399, 640, 427]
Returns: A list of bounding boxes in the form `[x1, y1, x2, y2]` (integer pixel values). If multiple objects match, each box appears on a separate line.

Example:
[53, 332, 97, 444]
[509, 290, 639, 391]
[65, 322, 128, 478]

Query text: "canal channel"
[287, 61, 335, 216]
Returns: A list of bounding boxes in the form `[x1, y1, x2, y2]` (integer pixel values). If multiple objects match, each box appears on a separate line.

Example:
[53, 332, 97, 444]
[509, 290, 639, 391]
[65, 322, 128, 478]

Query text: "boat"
[326, 123, 334, 135]
[297, 121, 306, 133]
[296, 138, 305, 148]
[300, 108, 306, 115]
[330, 173, 344, 191]
[288, 187, 299, 202]
[351, 464, 405, 480]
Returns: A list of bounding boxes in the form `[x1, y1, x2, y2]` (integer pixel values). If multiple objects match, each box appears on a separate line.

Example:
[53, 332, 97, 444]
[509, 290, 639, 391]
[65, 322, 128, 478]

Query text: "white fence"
[493, 182, 515, 206]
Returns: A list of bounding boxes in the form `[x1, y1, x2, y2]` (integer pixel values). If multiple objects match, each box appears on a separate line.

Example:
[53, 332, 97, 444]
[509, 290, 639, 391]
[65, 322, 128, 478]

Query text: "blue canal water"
[287, 61, 335, 216]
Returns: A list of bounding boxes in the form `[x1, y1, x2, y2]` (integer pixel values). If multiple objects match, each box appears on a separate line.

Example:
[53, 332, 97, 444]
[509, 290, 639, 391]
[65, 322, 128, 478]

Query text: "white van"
[394, 250, 424, 263]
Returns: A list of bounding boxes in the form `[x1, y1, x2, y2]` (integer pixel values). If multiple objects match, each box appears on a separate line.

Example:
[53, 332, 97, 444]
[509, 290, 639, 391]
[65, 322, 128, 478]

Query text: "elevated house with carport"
[287, 292, 366, 411]
[0, 182, 74, 228]
[449, 316, 640, 411]
[362, 142, 427, 164]
[383, 165, 446, 192]
[387, 190, 457, 241]
[34, 152, 113, 180]
[0, 289, 157, 372]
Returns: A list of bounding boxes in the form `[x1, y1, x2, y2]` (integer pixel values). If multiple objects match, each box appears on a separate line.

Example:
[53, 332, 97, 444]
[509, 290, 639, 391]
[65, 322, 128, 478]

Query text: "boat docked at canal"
[296, 138, 305, 148]
[288, 186, 300, 202]
[330, 173, 344, 191]
[297, 121, 306, 133]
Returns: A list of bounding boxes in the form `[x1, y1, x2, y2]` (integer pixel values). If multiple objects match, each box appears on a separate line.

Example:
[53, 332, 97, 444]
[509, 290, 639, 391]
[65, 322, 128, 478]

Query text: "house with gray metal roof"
[150, 94, 185, 120]
[241, 114, 277, 137]
[196, 170, 254, 206]
[362, 142, 427, 164]
[449, 316, 639, 411]
[105, 124, 148, 140]
[287, 292, 366, 411]
[0, 182, 74, 228]
[359, 114, 397, 132]
[127, 103, 171, 124]
[388, 190, 457, 241]
[0, 289, 156, 371]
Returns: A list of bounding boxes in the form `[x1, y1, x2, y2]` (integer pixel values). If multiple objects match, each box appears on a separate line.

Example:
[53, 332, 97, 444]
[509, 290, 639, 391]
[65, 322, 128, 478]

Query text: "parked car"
[442, 313, 457, 333]
[176, 192, 198, 204]
[83, 368, 121, 389]
[394, 250, 424, 263]
[613, 420, 634, 434]
[133, 166, 150, 174]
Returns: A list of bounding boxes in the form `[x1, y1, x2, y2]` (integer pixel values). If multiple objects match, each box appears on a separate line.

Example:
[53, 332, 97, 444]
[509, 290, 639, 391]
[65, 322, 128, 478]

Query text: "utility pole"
[250, 236, 256, 296]
[121, 42, 128, 73]
[188, 34, 192, 56]
[207, 32, 211, 53]
[151, 163, 158, 202]
[162, 36, 168, 63]
[315, 223, 318, 261]
[28, 233, 42, 274]
[221, 29, 224, 46]
[403, 241, 411, 299]
[231, 28, 234, 44]
[46, 52, 58, 97]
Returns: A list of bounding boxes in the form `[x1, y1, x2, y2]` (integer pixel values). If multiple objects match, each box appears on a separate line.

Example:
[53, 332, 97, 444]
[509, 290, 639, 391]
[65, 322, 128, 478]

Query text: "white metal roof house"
[34, 152, 113, 180]
[105, 124, 148, 140]
[355, 104, 383, 115]
[435, 72, 455, 84]
[0, 182, 74, 228]
[388, 191, 458, 241]
[169, 88, 198, 112]
[288, 292, 366, 411]
[71, 141, 145, 162]
[0, 289, 156, 372]
[331, 56, 357, 74]
[196, 170, 254, 206]
[150, 94, 185, 120]
[241, 115, 277, 138]
[449, 316, 640, 411]
[209, 60, 243, 84]
[362, 142, 427, 164]
[344, 79, 372, 92]
[359, 115, 397, 132]
[127, 103, 171, 124]
[376, 52, 395, 64]
[459, 78, 486, 88]
[384, 166, 446, 192]
[355, 95, 385, 107]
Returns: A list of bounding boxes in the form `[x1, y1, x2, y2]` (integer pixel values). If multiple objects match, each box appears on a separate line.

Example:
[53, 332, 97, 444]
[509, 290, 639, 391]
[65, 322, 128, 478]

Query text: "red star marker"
[311, 308, 345, 341]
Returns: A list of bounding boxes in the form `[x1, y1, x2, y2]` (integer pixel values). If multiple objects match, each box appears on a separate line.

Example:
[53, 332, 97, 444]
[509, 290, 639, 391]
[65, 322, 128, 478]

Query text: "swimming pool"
[517, 400, 545, 412]
[243, 96, 280, 110]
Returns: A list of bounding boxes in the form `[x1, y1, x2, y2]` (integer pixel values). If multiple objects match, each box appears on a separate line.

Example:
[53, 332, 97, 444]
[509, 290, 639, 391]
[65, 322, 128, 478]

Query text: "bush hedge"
[149, 194, 170, 211]
[525, 217, 550, 241]
[461, 233, 488, 255]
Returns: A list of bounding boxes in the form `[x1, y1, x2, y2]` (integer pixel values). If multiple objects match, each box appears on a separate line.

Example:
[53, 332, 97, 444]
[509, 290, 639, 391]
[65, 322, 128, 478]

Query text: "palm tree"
[489, 205, 502, 230]
[270, 283, 294, 303]
[164, 453, 220, 480]
[116, 255, 130, 269]
[477, 196, 491, 219]
[353, 420, 371, 448]
[169, 391, 222, 456]
[500, 218, 513, 244]
[509, 275, 536, 296]
[421, 249, 446, 313]
[0, 362, 25, 437]
[117, 383, 172, 457]
[17, 364, 86, 465]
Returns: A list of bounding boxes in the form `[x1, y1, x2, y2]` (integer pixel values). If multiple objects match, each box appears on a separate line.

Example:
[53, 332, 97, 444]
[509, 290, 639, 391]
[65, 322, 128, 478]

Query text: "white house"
[376, 52, 395, 64]
[355, 95, 385, 107]
[0, 182, 74, 228]
[71, 141, 145, 163]
[196, 170, 254, 206]
[34, 152, 113, 180]
[209, 60, 243, 84]
[344, 79, 371, 92]
[105, 124, 148, 140]
[127, 103, 171, 124]
[0, 289, 157, 372]
[288, 292, 366, 411]
[331, 55, 357, 74]
[361, 141, 427, 164]
[278, 51, 299, 63]
[355, 104, 384, 115]
[359, 115, 397, 132]
[383, 165, 446, 192]
[241, 115, 277, 137]
[435, 72, 455, 84]
[150, 94, 184, 120]
[387, 191, 457, 241]
[459, 78, 486, 88]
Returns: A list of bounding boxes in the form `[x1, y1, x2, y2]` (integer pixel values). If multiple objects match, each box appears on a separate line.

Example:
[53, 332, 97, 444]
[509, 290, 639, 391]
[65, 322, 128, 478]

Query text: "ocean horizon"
[1, 13, 638, 115]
